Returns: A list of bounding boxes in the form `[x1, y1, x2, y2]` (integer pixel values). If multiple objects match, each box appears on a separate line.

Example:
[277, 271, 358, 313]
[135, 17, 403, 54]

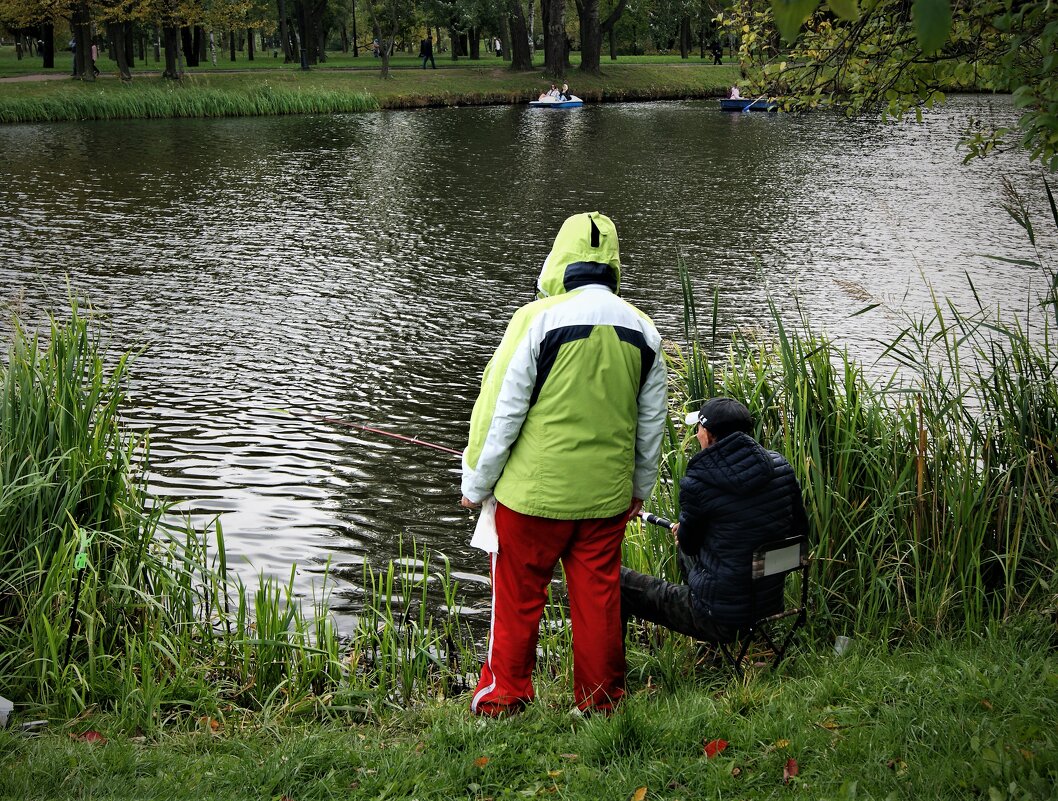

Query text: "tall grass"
[0, 303, 475, 724]
[630, 182, 1058, 638]
[0, 82, 379, 124]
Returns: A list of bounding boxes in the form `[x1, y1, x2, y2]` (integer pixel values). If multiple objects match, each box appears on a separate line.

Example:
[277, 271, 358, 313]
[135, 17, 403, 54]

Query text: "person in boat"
[729, 85, 742, 99]
[620, 397, 809, 644]
[560, 83, 571, 100]
[538, 83, 558, 101]
[460, 212, 668, 717]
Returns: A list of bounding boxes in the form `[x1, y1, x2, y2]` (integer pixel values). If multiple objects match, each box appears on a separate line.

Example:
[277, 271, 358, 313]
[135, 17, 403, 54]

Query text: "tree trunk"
[544, 0, 566, 78]
[248, 29, 255, 60]
[352, 7, 359, 56]
[470, 27, 480, 59]
[72, 3, 92, 80]
[162, 26, 179, 78]
[680, 16, 690, 59]
[506, 0, 532, 70]
[278, 0, 294, 62]
[180, 27, 196, 66]
[41, 23, 55, 68]
[124, 22, 135, 67]
[196, 27, 207, 64]
[108, 22, 132, 80]
[576, 0, 600, 75]
[499, 16, 511, 61]
[599, 0, 627, 64]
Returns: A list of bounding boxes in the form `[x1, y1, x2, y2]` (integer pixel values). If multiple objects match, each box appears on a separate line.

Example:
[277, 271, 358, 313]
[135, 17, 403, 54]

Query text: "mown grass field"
[3, 625, 1056, 801]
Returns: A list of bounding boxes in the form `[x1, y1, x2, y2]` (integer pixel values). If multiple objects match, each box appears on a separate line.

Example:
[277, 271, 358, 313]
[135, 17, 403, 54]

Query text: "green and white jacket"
[461, 212, 668, 520]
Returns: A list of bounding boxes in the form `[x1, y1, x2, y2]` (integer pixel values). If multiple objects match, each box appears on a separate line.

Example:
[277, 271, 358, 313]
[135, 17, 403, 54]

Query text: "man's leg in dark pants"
[619, 567, 734, 642]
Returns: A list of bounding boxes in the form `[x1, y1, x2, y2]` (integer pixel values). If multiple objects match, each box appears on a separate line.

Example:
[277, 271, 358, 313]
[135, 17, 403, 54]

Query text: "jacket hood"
[536, 212, 621, 299]
[686, 431, 774, 494]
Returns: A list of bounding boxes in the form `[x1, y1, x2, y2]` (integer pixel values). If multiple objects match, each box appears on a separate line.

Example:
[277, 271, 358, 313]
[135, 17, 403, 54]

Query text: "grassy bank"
[2, 624, 1056, 800]
[0, 61, 738, 123]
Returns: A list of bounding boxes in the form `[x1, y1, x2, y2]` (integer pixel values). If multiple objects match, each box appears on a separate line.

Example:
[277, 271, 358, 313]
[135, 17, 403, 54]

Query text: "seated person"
[539, 83, 559, 101]
[729, 85, 741, 99]
[621, 397, 808, 643]
[560, 83, 571, 100]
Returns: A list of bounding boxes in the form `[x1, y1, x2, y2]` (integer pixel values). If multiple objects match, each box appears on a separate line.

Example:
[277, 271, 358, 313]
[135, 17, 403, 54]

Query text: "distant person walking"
[90, 42, 100, 76]
[711, 41, 723, 65]
[419, 34, 436, 69]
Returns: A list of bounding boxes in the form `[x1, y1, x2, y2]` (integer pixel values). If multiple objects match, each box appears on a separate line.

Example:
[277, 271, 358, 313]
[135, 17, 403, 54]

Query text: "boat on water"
[720, 97, 778, 112]
[529, 95, 584, 109]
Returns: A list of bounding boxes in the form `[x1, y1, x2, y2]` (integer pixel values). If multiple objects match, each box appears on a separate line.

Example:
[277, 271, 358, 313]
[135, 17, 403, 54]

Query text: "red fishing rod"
[275, 409, 464, 457]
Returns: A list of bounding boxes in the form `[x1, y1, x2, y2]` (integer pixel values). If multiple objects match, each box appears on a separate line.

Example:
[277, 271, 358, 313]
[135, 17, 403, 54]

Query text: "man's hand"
[460, 496, 481, 510]
[671, 521, 681, 543]
[626, 497, 644, 522]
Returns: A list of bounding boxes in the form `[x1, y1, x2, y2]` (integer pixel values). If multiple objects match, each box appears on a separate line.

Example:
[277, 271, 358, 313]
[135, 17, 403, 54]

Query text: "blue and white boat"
[720, 97, 778, 112]
[529, 94, 584, 109]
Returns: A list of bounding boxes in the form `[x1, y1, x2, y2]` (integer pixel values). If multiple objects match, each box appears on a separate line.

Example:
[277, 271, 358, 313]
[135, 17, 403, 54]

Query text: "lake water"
[1, 95, 1054, 623]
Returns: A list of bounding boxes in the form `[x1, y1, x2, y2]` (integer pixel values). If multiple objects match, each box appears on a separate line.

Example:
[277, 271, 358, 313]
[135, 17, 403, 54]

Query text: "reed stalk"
[631, 184, 1058, 638]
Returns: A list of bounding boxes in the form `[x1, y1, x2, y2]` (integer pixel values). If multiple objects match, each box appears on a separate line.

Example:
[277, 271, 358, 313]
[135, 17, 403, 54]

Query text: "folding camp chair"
[717, 535, 810, 679]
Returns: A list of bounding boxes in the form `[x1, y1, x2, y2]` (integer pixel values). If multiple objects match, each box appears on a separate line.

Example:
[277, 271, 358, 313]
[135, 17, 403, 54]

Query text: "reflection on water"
[1, 97, 1053, 623]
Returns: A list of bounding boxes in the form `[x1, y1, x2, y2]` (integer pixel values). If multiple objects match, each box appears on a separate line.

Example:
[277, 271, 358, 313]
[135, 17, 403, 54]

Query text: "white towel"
[469, 496, 499, 554]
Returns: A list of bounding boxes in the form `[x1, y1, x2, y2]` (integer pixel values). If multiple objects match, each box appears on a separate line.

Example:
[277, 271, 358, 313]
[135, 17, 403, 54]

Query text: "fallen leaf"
[73, 730, 107, 744]
[731, 766, 742, 778]
[704, 739, 729, 758]
[631, 787, 647, 801]
[474, 756, 490, 768]
[980, 699, 994, 711]
[775, 738, 791, 748]
[559, 753, 579, 761]
[280, 796, 295, 801]
[819, 719, 841, 730]
[547, 770, 563, 778]
[1019, 748, 1034, 761]
[886, 759, 908, 776]
[783, 757, 799, 784]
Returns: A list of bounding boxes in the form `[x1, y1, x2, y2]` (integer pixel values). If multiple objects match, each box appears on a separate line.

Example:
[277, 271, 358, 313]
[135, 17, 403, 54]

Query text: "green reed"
[632, 183, 1058, 638]
[0, 302, 477, 724]
[0, 82, 379, 124]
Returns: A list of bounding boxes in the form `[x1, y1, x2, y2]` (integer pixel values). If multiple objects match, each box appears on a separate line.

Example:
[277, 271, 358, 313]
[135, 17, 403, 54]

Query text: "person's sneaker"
[472, 701, 526, 718]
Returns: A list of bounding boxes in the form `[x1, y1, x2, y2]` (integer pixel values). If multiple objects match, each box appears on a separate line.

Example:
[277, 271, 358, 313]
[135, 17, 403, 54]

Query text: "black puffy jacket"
[677, 431, 808, 627]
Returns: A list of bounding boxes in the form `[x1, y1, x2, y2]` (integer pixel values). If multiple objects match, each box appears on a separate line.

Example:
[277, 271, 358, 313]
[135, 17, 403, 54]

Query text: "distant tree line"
[0, 0, 740, 81]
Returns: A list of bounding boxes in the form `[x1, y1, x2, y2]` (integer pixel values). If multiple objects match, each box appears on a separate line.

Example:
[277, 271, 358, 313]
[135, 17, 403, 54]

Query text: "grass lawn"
[2, 623, 1056, 801]
[0, 44, 734, 78]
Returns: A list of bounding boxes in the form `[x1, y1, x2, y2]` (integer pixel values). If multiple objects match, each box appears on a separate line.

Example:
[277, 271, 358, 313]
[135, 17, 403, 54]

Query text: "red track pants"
[471, 503, 627, 715]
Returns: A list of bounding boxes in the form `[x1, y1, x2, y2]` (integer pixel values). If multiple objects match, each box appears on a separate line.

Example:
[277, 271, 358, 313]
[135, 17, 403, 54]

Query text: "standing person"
[620, 398, 809, 643]
[711, 40, 723, 65]
[90, 41, 100, 76]
[419, 34, 436, 69]
[461, 211, 668, 717]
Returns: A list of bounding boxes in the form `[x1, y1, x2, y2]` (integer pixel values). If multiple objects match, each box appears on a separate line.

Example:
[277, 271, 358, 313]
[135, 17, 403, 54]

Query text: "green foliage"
[643, 187, 1058, 638]
[718, 1, 1058, 171]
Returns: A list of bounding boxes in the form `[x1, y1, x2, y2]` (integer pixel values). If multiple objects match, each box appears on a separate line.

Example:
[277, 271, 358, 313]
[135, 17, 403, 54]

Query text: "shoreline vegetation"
[0, 47, 742, 123]
[2, 189, 1057, 795]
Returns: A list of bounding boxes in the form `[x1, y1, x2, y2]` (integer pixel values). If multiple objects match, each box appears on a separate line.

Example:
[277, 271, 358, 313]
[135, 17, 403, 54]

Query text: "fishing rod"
[639, 510, 673, 530]
[281, 410, 675, 526]
[274, 409, 464, 457]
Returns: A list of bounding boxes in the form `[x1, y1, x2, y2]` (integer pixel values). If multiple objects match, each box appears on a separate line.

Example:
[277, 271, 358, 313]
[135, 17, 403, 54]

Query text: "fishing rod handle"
[639, 511, 674, 530]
